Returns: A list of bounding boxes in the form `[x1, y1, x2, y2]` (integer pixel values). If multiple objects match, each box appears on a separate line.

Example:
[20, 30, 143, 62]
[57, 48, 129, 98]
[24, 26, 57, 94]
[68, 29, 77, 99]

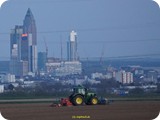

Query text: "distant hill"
[81, 58, 160, 75]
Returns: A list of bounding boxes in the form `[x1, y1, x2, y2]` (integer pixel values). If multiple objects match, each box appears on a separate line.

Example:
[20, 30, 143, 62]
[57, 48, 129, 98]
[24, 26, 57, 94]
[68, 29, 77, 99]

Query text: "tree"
[129, 88, 144, 95]
[8, 84, 14, 90]
[99, 78, 120, 89]
[157, 83, 160, 93]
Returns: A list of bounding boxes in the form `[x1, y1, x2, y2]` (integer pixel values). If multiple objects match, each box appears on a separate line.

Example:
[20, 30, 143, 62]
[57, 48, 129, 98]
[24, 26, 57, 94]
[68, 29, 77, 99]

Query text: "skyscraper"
[10, 8, 37, 76]
[10, 25, 23, 61]
[23, 8, 37, 45]
[23, 8, 37, 73]
[10, 25, 25, 76]
[67, 30, 78, 61]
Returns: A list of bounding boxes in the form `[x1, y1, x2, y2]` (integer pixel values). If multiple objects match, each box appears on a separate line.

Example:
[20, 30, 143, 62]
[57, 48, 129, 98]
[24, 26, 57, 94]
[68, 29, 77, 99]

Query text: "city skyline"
[0, 1, 160, 119]
[0, 0, 160, 60]
[10, 8, 37, 76]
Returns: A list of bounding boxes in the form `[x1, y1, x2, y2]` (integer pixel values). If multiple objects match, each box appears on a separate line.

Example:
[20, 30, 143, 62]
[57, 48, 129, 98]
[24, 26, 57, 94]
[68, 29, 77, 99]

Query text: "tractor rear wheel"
[90, 97, 98, 105]
[72, 95, 84, 106]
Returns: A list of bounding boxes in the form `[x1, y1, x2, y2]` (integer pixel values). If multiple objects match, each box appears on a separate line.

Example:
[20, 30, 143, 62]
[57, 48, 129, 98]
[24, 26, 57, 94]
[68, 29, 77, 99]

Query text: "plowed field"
[0, 101, 159, 120]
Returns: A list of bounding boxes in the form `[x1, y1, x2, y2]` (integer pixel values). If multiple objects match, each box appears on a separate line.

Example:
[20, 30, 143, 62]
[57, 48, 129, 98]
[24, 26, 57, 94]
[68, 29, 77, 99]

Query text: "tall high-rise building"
[10, 8, 37, 76]
[23, 8, 37, 73]
[10, 25, 23, 61]
[23, 8, 37, 45]
[10, 25, 25, 76]
[67, 30, 78, 61]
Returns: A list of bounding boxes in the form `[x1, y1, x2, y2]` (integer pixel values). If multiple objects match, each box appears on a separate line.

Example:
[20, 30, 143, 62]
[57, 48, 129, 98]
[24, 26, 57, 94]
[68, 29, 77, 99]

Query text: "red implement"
[60, 98, 73, 106]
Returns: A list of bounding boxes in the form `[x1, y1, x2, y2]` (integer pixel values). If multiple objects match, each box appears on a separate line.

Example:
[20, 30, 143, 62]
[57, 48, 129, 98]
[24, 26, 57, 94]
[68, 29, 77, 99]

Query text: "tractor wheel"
[90, 97, 98, 105]
[72, 95, 84, 106]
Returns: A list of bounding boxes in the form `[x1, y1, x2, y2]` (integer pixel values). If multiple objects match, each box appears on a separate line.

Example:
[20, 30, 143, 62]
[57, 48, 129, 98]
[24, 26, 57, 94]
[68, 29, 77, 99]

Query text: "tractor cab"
[72, 86, 87, 95]
[69, 85, 98, 106]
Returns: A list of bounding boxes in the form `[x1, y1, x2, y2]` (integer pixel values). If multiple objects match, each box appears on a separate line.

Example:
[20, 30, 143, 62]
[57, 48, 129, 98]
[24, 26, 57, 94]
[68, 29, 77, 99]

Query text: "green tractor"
[69, 85, 98, 106]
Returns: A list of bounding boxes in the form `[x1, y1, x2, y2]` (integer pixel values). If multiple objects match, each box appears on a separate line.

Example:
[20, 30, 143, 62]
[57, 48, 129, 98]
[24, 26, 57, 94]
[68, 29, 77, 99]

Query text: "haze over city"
[0, 0, 160, 60]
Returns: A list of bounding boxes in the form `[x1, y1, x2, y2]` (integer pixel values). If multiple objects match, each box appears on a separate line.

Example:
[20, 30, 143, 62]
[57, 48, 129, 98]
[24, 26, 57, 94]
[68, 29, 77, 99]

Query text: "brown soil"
[0, 101, 160, 120]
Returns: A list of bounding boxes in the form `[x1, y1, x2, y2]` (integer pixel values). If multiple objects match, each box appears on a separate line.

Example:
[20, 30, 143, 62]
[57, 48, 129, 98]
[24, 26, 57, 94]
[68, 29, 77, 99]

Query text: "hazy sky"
[0, 0, 160, 60]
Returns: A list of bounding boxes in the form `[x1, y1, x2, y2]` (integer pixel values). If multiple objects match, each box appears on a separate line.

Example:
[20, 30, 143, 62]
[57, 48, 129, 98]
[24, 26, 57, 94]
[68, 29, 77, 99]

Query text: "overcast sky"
[0, 0, 160, 60]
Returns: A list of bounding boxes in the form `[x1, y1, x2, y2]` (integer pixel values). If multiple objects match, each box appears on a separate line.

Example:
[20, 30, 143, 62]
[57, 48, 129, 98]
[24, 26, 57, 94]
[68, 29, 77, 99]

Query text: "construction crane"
[100, 44, 105, 65]
[60, 35, 63, 62]
[43, 37, 48, 58]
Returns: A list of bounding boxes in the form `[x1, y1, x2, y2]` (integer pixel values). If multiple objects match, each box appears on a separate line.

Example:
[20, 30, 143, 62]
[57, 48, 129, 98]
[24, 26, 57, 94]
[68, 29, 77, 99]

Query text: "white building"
[55, 61, 82, 76]
[115, 71, 133, 84]
[91, 72, 103, 79]
[88, 79, 101, 85]
[0, 85, 4, 93]
[6, 74, 16, 83]
[46, 61, 82, 76]
[0, 73, 16, 83]
[126, 72, 133, 83]
[91, 72, 113, 80]
[46, 62, 61, 73]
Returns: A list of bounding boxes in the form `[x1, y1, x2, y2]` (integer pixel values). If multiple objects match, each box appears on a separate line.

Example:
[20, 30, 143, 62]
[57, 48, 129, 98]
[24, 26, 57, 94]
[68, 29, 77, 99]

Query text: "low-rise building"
[91, 72, 103, 79]
[0, 85, 4, 93]
[0, 73, 16, 83]
[54, 61, 82, 76]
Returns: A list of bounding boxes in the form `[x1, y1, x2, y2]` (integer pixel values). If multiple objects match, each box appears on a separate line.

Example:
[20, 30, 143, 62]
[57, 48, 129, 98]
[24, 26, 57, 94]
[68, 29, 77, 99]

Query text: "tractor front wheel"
[72, 95, 84, 106]
[90, 97, 98, 105]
